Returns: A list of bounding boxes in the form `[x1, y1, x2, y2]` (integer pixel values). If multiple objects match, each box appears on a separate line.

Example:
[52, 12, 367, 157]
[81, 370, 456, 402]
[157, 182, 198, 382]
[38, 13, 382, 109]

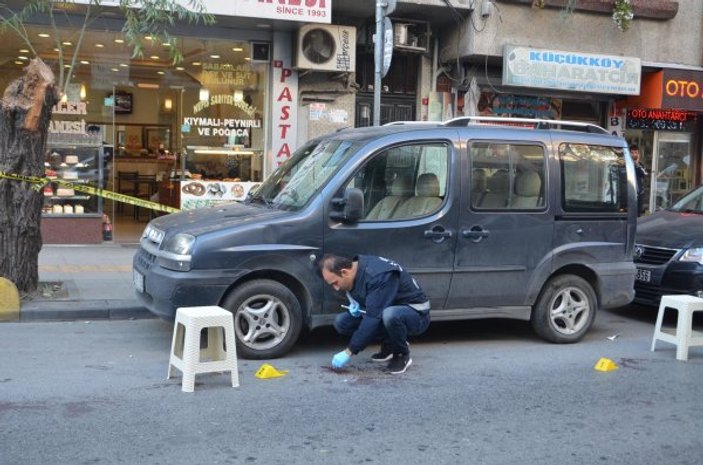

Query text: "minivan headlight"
[679, 247, 703, 265]
[158, 234, 195, 271]
[162, 233, 195, 255]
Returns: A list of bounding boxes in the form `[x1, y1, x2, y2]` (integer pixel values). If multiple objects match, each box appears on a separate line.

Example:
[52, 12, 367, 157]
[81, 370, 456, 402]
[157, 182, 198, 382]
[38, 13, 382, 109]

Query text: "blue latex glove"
[331, 350, 351, 369]
[343, 292, 364, 317]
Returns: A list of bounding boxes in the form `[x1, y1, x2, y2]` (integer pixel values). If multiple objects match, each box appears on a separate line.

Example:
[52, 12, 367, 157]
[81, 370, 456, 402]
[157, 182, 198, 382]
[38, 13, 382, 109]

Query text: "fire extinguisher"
[102, 213, 113, 241]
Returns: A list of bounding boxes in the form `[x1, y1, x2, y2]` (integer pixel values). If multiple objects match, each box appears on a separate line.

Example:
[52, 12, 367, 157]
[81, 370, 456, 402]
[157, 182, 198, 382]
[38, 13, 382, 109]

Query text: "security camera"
[480, 0, 493, 18]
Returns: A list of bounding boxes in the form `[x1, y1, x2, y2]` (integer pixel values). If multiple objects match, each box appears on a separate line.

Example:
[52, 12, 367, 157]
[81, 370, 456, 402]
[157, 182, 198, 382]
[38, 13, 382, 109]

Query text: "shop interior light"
[150, 55, 160, 60]
[80, 60, 90, 65]
[232, 47, 244, 52]
[210, 54, 220, 59]
[199, 88, 209, 101]
[19, 49, 29, 53]
[14, 61, 23, 65]
[18, 56, 28, 60]
[175, 66, 185, 71]
[60, 93, 68, 103]
[164, 98, 173, 111]
[137, 82, 160, 89]
[62, 41, 72, 46]
[234, 90, 244, 102]
[38, 33, 50, 38]
[95, 43, 105, 48]
[119, 63, 128, 67]
[192, 61, 201, 66]
[79, 83, 87, 100]
[114, 38, 125, 44]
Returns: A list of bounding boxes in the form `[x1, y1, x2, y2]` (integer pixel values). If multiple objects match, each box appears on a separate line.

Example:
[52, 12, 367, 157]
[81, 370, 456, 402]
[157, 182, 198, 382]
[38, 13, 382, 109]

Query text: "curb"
[18, 299, 155, 322]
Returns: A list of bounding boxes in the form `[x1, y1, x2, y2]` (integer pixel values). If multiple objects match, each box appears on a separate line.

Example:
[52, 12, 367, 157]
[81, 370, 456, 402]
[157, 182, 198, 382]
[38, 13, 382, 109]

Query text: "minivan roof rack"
[443, 116, 610, 135]
[383, 121, 440, 126]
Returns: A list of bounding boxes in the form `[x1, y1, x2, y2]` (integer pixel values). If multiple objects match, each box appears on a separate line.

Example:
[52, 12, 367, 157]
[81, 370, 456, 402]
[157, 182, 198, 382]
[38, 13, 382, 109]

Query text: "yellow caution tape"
[0, 171, 180, 214]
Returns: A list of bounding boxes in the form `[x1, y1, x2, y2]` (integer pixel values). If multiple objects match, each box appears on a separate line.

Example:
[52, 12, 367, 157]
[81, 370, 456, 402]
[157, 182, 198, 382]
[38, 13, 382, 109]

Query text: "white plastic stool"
[168, 306, 239, 392]
[651, 295, 703, 361]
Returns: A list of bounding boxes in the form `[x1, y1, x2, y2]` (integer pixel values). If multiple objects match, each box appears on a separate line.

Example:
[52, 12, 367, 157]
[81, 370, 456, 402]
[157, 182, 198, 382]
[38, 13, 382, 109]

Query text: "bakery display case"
[41, 144, 105, 244]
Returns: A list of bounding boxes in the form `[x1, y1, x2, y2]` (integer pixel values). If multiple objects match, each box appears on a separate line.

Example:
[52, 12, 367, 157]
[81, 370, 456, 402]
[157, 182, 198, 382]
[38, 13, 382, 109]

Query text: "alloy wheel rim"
[234, 293, 290, 350]
[549, 286, 590, 335]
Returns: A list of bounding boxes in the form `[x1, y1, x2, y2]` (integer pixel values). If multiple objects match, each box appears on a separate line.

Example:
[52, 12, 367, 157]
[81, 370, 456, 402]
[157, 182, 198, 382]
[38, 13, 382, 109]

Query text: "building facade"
[2, 0, 700, 243]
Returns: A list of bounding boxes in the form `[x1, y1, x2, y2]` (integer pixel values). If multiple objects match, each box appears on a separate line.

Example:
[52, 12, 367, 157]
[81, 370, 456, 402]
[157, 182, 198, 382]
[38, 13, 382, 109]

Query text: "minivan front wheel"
[531, 275, 596, 343]
[222, 279, 303, 359]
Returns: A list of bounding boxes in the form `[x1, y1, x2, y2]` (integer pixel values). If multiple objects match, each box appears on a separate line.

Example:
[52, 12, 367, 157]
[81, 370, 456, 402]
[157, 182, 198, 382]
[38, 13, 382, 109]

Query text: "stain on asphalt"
[63, 401, 94, 418]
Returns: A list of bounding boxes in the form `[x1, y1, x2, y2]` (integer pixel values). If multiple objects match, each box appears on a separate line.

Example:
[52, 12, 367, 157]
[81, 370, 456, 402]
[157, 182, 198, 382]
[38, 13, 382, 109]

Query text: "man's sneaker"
[370, 345, 393, 362]
[387, 353, 412, 374]
[370, 342, 409, 362]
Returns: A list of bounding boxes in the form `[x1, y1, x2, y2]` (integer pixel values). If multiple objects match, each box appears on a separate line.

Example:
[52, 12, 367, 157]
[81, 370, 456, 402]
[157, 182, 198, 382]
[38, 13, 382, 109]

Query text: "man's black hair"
[320, 254, 353, 275]
[629, 144, 639, 151]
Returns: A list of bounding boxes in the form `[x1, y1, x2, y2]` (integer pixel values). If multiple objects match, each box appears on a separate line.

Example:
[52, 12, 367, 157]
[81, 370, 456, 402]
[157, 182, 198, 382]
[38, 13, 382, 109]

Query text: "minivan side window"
[559, 143, 627, 213]
[345, 142, 449, 221]
[470, 142, 546, 210]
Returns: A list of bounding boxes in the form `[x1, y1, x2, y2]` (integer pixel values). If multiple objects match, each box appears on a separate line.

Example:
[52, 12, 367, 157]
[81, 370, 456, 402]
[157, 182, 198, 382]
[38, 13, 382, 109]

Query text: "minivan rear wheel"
[222, 279, 303, 359]
[531, 275, 596, 343]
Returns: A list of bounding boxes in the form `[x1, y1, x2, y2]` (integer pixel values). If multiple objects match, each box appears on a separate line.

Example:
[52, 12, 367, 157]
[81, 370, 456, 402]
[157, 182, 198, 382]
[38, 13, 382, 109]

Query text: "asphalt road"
[1, 305, 702, 465]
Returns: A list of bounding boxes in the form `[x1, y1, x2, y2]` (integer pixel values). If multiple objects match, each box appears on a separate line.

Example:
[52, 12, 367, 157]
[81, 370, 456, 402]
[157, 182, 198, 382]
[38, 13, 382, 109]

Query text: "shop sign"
[74, 0, 331, 24]
[626, 108, 697, 131]
[477, 91, 562, 119]
[270, 32, 299, 173]
[180, 180, 261, 209]
[661, 69, 703, 112]
[200, 63, 258, 89]
[503, 45, 641, 95]
[48, 100, 101, 145]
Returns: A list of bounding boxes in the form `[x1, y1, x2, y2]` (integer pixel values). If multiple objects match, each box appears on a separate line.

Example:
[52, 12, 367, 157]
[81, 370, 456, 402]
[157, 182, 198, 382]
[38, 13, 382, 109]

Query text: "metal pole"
[373, 0, 384, 126]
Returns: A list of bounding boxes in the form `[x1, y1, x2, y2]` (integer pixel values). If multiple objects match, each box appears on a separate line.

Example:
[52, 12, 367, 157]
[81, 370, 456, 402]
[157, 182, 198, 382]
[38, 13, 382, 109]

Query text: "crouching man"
[319, 254, 431, 374]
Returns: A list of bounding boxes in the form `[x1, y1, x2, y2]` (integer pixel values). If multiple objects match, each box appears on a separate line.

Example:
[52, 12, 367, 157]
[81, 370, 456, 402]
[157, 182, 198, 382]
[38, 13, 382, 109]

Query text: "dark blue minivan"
[133, 117, 637, 358]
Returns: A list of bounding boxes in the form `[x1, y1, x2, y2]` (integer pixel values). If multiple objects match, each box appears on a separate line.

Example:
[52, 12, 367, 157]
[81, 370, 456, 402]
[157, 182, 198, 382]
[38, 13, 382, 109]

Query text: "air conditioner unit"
[295, 24, 357, 72]
[393, 22, 429, 53]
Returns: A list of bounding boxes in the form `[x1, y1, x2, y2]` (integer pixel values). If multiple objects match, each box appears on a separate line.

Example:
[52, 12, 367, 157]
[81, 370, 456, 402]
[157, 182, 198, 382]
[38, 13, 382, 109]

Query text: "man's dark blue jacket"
[347, 255, 430, 354]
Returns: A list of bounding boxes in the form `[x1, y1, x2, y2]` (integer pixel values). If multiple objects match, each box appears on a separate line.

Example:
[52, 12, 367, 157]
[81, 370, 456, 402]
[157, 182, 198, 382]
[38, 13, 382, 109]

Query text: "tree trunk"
[0, 59, 59, 295]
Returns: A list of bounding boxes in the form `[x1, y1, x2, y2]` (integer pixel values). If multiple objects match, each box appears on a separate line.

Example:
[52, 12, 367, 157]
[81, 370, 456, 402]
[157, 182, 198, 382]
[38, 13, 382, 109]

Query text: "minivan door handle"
[461, 226, 490, 243]
[424, 225, 453, 244]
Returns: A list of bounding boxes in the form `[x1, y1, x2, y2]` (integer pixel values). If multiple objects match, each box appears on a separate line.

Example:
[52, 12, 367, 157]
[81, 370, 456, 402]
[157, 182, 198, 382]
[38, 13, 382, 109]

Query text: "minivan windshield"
[248, 138, 361, 211]
[669, 184, 703, 214]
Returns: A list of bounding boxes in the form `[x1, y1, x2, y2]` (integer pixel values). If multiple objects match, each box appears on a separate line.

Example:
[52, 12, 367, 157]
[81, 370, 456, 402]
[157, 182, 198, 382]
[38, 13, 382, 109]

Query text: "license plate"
[635, 268, 651, 283]
[133, 269, 145, 293]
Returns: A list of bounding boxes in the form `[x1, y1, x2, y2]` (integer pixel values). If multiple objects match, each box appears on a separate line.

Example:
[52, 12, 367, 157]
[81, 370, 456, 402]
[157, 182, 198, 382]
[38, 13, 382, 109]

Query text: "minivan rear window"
[559, 143, 627, 213]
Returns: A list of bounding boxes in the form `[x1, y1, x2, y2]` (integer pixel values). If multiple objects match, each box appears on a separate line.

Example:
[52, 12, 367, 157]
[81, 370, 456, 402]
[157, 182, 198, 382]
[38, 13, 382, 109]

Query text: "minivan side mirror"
[330, 187, 364, 223]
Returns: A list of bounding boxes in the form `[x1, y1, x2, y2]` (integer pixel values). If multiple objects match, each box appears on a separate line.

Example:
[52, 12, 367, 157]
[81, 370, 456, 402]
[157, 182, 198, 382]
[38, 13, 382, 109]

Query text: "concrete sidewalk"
[19, 244, 153, 321]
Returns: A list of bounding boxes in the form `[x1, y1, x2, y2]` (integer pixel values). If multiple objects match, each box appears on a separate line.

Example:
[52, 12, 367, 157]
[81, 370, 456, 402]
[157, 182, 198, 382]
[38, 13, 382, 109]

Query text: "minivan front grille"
[634, 245, 679, 265]
[135, 247, 157, 271]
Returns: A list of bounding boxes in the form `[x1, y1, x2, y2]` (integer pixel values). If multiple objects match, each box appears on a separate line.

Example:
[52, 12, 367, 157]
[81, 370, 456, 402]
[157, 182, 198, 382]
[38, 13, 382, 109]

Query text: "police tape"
[0, 171, 180, 214]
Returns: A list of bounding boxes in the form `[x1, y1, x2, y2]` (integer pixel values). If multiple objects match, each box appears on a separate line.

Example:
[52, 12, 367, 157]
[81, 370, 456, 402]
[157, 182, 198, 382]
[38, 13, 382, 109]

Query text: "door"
[448, 139, 553, 307]
[323, 140, 458, 310]
[652, 132, 693, 211]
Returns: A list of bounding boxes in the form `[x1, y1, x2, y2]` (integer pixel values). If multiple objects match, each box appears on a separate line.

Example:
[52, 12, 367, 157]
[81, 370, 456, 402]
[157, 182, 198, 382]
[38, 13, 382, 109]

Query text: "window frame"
[468, 140, 549, 212]
[341, 139, 453, 222]
[558, 142, 629, 215]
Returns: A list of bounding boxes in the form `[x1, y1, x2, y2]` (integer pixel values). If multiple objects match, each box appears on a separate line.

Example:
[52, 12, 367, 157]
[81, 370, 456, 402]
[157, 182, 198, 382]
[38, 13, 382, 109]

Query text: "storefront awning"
[626, 69, 703, 113]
